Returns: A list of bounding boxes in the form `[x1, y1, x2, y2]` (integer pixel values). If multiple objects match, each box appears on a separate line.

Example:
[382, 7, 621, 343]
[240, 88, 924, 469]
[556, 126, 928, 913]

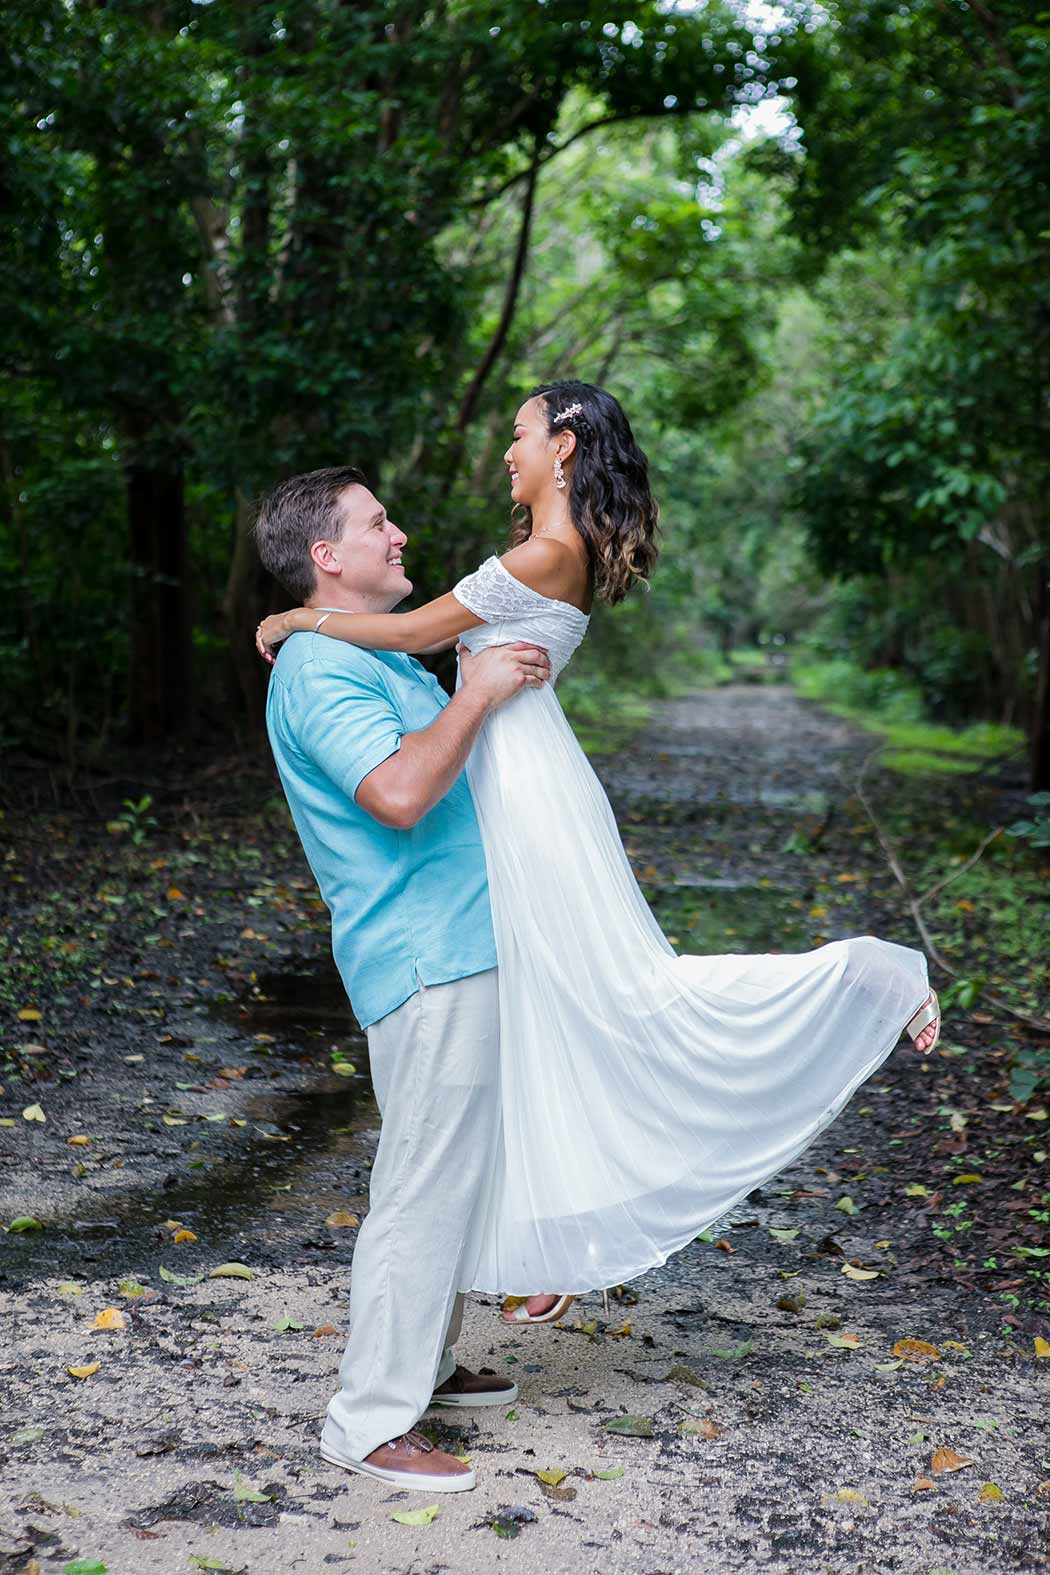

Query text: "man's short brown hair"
[254, 465, 368, 603]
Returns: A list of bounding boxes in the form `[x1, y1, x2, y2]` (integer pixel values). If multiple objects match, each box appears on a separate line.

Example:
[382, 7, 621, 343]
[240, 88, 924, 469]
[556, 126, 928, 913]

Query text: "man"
[254, 465, 550, 1493]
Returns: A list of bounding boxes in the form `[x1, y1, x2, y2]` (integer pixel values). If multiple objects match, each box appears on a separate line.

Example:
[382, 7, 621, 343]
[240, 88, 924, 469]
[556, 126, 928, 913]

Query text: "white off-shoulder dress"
[450, 555, 930, 1297]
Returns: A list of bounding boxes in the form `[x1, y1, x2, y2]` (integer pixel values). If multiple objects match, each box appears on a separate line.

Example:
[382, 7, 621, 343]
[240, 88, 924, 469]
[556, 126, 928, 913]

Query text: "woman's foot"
[907, 991, 941, 1053]
[502, 1294, 566, 1322]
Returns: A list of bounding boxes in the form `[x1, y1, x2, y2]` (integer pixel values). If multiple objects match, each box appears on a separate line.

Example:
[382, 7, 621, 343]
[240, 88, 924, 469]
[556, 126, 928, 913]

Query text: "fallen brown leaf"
[930, 1446, 975, 1475]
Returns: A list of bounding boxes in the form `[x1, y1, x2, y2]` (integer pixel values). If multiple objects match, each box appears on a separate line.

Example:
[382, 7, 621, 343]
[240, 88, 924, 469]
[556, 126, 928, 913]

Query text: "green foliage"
[3, 0, 1046, 775]
[791, 651, 1025, 776]
[2, 0, 775, 745]
[105, 795, 157, 845]
[776, 1, 1049, 777]
[791, 656, 925, 725]
[1005, 792, 1050, 849]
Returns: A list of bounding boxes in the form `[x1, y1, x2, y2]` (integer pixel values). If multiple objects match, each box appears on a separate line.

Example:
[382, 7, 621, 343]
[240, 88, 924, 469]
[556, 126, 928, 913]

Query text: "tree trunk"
[126, 453, 192, 741]
[1031, 568, 1050, 791]
[221, 487, 275, 731]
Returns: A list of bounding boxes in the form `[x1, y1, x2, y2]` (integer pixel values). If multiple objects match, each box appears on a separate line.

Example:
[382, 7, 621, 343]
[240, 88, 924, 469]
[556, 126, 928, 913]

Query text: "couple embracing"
[253, 380, 942, 1495]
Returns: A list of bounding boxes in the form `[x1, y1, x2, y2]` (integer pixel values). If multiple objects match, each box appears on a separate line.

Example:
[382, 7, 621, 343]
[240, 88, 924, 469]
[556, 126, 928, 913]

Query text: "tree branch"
[454, 139, 541, 434]
[467, 102, 708, 210]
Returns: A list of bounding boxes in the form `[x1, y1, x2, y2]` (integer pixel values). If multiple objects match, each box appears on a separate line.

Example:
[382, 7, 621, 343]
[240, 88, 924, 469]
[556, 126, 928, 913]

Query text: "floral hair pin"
[552, 402, 584, 423]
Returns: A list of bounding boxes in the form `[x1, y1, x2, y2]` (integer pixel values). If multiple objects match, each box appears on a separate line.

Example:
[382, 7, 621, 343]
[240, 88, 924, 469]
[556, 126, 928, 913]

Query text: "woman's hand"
[255, 610, 301, 666]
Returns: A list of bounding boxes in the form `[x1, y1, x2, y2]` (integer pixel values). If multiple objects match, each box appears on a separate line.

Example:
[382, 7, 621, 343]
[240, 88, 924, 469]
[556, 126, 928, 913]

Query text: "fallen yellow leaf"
[166, 886, 185, 900]
[67, 1362, 100, 1379]
[17, 1008, 42, 1022]
[391, 1503, 441, 1526]
[893, 1339, 941, 1362]
[841, 1265, 880, 1281]
[67, 1136, 91, 1147]
[913, 1475, 936, 1492]
[173, 1229, 197, 1244]
[93, 1308, 126, 1330]
[1034, 1337, 1050, 1359]
[325, 1212, 360, 1229]
[978, 1482, 1004, 1502]
[22, 1103, 46, 1122]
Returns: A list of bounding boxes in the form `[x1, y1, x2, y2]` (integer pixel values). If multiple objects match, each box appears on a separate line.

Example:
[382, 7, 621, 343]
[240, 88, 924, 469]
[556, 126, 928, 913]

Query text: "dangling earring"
[553, 455, 566, 490]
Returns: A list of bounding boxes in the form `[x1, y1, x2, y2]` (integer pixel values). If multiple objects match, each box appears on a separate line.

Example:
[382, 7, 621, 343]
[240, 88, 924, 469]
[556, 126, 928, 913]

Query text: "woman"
[256, 380, 941, 1327]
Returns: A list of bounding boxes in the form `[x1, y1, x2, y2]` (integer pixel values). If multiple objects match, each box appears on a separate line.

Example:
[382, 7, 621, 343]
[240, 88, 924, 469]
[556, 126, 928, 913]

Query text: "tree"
[777, 0, 1050, 785]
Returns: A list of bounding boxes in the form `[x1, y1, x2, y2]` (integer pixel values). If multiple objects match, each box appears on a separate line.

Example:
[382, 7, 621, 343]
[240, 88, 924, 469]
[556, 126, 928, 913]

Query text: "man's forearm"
[377, 686, 492, 826]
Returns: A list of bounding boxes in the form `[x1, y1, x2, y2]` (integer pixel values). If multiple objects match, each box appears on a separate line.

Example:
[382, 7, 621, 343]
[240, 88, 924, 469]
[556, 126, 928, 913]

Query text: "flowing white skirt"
[458, 681, 930, 1296]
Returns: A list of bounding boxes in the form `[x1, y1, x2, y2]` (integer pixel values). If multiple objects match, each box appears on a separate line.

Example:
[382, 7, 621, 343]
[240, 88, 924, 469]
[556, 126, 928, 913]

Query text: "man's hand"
[457, 641, 551, 709]
[356, 640, 552, 829]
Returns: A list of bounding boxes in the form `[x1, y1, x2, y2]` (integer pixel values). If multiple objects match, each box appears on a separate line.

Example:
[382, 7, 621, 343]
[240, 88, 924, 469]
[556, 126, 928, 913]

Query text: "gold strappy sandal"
[905, 989, 942, 1054]
[502, 1289, 612, 1325]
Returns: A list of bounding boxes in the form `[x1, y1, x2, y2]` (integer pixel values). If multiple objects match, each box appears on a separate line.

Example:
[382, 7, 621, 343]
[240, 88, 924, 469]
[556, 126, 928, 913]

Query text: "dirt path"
[1, 685, 1047, 1575]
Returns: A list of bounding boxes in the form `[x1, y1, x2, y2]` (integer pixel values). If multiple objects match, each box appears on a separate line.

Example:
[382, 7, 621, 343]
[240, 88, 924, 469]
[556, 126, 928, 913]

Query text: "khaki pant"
[321, 967, 501, 1461]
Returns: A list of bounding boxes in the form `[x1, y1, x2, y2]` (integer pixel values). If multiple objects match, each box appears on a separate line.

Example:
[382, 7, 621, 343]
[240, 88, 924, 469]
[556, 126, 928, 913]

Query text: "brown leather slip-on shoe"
[429, 1363, 519, 1408]
[319, 1427, 476, 1492]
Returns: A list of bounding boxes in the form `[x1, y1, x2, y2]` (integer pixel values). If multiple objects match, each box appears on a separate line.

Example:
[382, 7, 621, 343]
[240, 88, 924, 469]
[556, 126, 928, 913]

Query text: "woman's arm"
[412, 633, 463, 657]
[256, 591, 483, 663]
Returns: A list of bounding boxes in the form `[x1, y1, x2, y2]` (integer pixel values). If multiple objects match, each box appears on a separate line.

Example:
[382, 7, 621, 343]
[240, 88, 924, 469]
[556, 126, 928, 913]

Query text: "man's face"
[315, 485, 410, 609]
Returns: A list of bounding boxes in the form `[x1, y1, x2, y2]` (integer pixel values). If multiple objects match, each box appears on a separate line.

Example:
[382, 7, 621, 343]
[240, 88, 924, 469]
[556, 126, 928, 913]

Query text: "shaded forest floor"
[1, 677, 1048, 1575]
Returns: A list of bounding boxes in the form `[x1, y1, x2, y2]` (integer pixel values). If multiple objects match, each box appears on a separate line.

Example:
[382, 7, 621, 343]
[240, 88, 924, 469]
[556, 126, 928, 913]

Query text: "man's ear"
[310, 539, 342, 578]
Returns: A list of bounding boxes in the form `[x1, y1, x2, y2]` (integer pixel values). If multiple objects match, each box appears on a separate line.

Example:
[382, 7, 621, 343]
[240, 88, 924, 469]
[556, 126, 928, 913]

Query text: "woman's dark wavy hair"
[509, 380, 660, 605]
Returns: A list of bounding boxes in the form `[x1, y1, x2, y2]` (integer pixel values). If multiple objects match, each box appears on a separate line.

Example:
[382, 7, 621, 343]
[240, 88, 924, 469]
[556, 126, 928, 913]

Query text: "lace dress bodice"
[452, 555, 590, 680]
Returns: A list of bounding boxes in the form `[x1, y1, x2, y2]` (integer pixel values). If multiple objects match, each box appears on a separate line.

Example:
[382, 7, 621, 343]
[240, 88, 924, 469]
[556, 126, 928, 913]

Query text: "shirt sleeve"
[290, 651, 405, 804]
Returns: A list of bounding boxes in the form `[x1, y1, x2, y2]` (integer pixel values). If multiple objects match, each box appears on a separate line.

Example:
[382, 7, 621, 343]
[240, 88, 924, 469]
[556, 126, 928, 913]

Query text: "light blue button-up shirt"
[265, 627, 497, 1028]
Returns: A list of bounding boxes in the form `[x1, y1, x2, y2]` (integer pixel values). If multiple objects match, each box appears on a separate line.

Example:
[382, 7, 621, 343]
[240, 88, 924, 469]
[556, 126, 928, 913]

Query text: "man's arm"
[355, 641, 550, 829]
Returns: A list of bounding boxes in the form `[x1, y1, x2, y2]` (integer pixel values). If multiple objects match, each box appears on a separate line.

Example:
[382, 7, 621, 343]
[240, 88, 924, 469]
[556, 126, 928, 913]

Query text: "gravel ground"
[2, 682, 1048, 1575]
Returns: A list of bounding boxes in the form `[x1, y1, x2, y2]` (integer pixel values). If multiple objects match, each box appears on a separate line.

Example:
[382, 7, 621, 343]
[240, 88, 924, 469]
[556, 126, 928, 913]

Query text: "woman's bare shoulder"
[500, 536, 588, 604]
